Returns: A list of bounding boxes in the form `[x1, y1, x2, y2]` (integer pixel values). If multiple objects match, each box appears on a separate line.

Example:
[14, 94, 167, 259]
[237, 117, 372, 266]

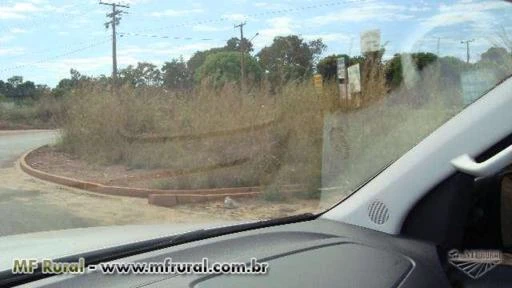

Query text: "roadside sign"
[337, 57, 346, 79]
[313, 74, 323, 90]
[461, 69, 498, 105]
[361, 29, 381, 53]
[347, 63, 361, 96]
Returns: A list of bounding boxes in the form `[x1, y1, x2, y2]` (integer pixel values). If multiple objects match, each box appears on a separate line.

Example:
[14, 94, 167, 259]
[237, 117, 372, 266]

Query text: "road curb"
[19, 147, 306, 207]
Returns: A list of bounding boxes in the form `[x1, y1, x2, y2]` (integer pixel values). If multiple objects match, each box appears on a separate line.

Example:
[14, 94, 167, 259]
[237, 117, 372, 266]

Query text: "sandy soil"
[16, 149, 322, 226]
[26, 146, 154, 186]
[27, 146, 259, 189]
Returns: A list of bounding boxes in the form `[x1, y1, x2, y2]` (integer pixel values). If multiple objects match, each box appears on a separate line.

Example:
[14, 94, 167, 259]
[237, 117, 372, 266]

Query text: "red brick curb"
[19, 147, 306, 207]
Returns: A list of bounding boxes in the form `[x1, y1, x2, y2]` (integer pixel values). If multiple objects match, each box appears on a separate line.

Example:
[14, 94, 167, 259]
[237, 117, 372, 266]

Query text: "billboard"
[360, 29, 381, 53]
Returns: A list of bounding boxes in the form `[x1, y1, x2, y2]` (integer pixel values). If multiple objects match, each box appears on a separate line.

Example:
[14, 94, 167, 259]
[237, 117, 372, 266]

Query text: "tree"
[0, 80, 14, 99]
[187, 38, 256, 78]
[52, 69, 92, 97]
[0, 76, 37, 101]
[7, 76, 23, 88]
[385, 52, 438, 88]
[34, 84, 52, 99]
[225, 37, 254, 53]
[480, 47, 509, 63]
[478, 47, 512, 78]
[257, 35, 326, 88]
[161, 57, 193, 90]
[119, 62, 162, 87]
[188, 50, 215, 76]
[195, 51, 263, 87]
[15, 81, 36, 99]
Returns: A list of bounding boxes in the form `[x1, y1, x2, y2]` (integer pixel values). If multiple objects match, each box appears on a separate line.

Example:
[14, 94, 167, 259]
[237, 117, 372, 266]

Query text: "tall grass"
[58, 58, 469, 201]
[0, 96, 64, 129]
[57, 80, 340, 196]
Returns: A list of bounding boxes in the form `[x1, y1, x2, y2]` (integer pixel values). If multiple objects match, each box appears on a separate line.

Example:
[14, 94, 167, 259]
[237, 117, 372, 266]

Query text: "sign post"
[347, 63, 361, 105]
[337, 57, 347, 104]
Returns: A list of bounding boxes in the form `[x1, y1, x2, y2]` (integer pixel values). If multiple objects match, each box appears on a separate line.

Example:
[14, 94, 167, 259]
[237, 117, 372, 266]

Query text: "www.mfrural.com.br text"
[12, 257, 269, 276]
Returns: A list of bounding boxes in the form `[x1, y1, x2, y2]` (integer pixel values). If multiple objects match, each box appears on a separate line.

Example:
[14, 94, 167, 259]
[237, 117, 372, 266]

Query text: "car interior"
[12, 133, 512, 287]
[0, 1, 510, 286]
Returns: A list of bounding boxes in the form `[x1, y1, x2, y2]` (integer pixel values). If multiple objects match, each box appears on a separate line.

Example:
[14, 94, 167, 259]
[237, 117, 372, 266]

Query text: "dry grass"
[0, 96, 64, 129]
[57, 80, 339, 199]
[57, 59, 466, 202]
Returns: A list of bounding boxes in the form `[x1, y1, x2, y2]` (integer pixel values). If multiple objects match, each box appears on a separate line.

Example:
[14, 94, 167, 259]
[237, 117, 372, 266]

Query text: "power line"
[0, 37, 111, 75]
[117, 32, 219, 41]
[132, 0, 371, 33]
[4, 34, 111, 60]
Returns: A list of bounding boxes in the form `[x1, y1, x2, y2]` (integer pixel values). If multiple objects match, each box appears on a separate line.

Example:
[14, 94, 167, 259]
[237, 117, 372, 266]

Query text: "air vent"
[368, 200, 389, 225]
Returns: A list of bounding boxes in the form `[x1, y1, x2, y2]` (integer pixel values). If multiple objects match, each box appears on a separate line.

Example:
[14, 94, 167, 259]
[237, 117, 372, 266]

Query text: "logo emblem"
[448, 249, 503, 279]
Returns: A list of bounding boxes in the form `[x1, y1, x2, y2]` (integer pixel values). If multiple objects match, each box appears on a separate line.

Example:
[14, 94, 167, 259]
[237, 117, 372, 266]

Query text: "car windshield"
[0, 0, 511, 237]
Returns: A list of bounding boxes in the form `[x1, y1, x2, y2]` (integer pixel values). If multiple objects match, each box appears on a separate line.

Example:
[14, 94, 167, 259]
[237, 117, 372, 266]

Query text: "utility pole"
[100, 1, 129, 95]
[461, 39, 475, 63]
[234, 22, 246, 93]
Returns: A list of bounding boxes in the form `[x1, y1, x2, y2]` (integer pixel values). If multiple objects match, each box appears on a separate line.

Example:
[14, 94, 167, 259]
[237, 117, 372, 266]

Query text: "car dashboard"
[25, 219, 450, 288]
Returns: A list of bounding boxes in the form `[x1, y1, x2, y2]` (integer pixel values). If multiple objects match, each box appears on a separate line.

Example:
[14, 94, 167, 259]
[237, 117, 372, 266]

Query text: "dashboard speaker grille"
[368, 200, 389, 225]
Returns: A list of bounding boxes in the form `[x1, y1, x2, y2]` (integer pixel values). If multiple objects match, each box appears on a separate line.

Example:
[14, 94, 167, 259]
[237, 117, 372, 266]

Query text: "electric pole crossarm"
[99, 1, 130, 8]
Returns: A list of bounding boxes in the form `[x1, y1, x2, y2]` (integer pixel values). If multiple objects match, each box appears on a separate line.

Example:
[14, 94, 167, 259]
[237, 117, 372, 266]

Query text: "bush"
[0, 95, 64, 128]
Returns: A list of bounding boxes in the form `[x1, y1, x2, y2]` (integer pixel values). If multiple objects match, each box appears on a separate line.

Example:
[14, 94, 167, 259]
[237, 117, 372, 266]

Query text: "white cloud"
[254, 2, 268, 7]
[302, 33, 352, 43]
[0, 0, 87, 20]
[0, 35, 14, 44]
[9, 28, 28, 34]
[150, 8, 203, 17]
[308, 2, 414, 26]
[253, 16, 298, 49]
[97, 0, 150, 5]
[253, 2, 290, 10]
[118, 42, 223, 61]
[399, 0, 512, 59]
[221, 13, 250, 22]
[0, 47, 25, 56]
[421, 0, 510, 31]
[0, 2, 41, 19]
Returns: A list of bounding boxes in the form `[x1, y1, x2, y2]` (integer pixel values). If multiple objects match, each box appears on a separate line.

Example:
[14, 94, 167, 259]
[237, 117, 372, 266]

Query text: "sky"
[0, 0, 510, 87]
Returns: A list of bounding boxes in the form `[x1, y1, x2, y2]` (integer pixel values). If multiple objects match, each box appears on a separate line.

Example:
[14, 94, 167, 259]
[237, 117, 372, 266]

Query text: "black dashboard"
[28, 219, 450, 287]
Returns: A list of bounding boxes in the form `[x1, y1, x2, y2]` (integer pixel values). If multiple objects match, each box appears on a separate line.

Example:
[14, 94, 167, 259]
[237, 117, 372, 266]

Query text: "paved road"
[0, 130, 97, 236]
